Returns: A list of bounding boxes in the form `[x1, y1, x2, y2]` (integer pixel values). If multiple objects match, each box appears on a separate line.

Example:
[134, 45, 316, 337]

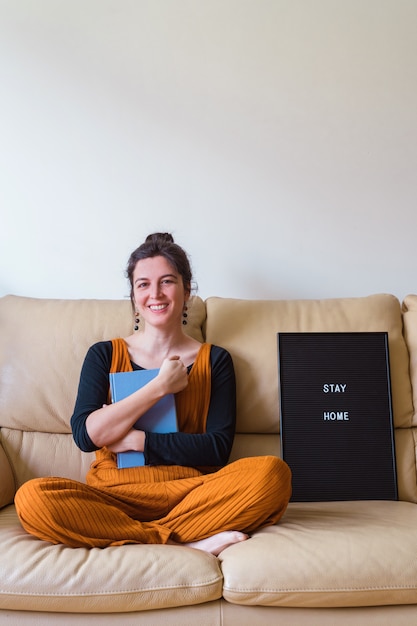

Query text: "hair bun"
[145, 232, 174, 245]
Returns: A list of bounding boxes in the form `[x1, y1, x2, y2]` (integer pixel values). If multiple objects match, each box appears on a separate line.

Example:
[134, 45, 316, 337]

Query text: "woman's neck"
[126, 327, 199, 369]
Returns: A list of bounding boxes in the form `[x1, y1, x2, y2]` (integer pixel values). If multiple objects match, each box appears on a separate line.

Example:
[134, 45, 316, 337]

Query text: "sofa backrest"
[205, 294, 417, 502]
[0, 294, 206, 500]
[1, 293, 416, 505]
[401, 294, 417, 493]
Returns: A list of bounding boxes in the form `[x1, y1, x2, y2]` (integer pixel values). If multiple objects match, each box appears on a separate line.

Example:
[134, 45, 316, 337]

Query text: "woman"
[15, 233, 291, 555]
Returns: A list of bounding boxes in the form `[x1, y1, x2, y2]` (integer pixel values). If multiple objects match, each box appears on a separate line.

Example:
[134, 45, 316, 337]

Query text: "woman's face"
[132, 255, 188, 329]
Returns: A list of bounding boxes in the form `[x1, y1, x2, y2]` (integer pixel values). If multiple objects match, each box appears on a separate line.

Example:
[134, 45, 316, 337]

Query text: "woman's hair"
[126, 233, 193, 304]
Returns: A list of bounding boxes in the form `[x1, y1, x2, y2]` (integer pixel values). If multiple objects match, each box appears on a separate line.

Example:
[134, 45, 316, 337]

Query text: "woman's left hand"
[107, 428, 145, 453]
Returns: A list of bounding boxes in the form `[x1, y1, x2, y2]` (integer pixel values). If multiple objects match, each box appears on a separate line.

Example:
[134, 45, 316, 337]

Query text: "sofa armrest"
[0, 437, 15, 508]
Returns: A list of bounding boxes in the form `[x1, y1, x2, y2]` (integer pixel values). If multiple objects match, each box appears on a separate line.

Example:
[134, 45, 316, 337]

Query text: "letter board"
[278, 332, 397, 502]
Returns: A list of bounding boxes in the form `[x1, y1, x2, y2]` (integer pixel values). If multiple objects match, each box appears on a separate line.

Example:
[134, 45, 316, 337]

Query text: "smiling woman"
[14, 233, 292, 555]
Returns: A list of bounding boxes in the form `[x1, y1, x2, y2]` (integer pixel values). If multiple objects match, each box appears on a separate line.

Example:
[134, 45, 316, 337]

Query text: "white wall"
[1, 0, 416, 302]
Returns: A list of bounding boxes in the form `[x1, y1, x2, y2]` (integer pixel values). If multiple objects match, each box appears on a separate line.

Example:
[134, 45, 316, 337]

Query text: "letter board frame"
[278, 332, 397, 502]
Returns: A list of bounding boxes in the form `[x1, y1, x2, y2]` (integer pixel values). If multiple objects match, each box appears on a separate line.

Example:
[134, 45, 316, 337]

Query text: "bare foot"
[184, 531, 249, 556]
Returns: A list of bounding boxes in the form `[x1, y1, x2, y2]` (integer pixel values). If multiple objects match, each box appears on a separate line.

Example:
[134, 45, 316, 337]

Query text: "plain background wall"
[1, 0, 416, 302]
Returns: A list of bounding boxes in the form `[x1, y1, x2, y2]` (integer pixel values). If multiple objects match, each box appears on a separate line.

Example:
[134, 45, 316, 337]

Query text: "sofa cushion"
[204, 294, 416, 502]
[402, 294, 417, 428]
[220, 500, 417, 608]
[0, 505, 223, 613]
[1, 430, 94, 490]
[205, 294, 412, 434]
[0, 440, 14, 508]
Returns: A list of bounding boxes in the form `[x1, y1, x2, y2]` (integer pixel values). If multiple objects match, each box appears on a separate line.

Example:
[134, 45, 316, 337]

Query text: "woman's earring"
[182, 305, 188, 325]
[134, 313, 140, 331]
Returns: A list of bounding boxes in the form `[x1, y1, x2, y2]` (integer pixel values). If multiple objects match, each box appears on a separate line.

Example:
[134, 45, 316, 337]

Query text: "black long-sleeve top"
[70, 342, 236, 468]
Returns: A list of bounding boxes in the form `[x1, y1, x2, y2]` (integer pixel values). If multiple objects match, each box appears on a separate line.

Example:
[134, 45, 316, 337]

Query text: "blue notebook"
[109, 369, 178, 469]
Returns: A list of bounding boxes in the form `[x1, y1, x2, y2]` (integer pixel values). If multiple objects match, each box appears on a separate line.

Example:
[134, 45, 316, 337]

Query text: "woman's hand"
[157, 355, 188, 394]
[107, 428, 145, 453]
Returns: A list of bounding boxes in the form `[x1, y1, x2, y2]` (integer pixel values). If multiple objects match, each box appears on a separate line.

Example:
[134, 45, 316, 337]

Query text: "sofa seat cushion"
[220, 500, 417, 608]
[0, 506, 223, 613]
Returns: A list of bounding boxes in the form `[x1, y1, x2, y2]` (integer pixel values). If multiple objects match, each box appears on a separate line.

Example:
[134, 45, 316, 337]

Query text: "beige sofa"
[1, 293, 417, 625]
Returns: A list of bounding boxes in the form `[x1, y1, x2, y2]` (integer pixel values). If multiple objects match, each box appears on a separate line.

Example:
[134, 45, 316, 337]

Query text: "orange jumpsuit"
[15, 340, 291, 548]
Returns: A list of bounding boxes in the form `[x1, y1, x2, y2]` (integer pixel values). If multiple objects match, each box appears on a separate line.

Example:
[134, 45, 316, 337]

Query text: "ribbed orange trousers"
[15, 455, 291, 548]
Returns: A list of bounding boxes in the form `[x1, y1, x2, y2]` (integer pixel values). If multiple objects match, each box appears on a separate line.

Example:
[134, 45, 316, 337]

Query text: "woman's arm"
[144, 346, 236, 468]
[86, 356, 187, 448]
[70, 342, 188, 452]
[71, 342, 112, 452]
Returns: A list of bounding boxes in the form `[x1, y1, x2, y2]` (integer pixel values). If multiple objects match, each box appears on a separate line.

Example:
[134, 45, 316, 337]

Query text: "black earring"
[182, 305, 188, 325]
[134, 313, 140, 331]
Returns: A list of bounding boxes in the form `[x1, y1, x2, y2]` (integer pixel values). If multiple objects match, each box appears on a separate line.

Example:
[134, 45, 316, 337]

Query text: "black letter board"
[278, 332, 397, 502]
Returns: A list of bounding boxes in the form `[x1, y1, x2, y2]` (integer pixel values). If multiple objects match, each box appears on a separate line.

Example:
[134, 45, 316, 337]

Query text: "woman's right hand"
[158, 355, 189, 394]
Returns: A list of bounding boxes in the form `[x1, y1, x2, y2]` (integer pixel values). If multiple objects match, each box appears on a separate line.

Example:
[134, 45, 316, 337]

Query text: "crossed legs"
[15, 456, 291, 553]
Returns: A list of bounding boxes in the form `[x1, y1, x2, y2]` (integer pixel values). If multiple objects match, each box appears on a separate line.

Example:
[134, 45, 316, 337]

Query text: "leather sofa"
[1, 293, 417, 625]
